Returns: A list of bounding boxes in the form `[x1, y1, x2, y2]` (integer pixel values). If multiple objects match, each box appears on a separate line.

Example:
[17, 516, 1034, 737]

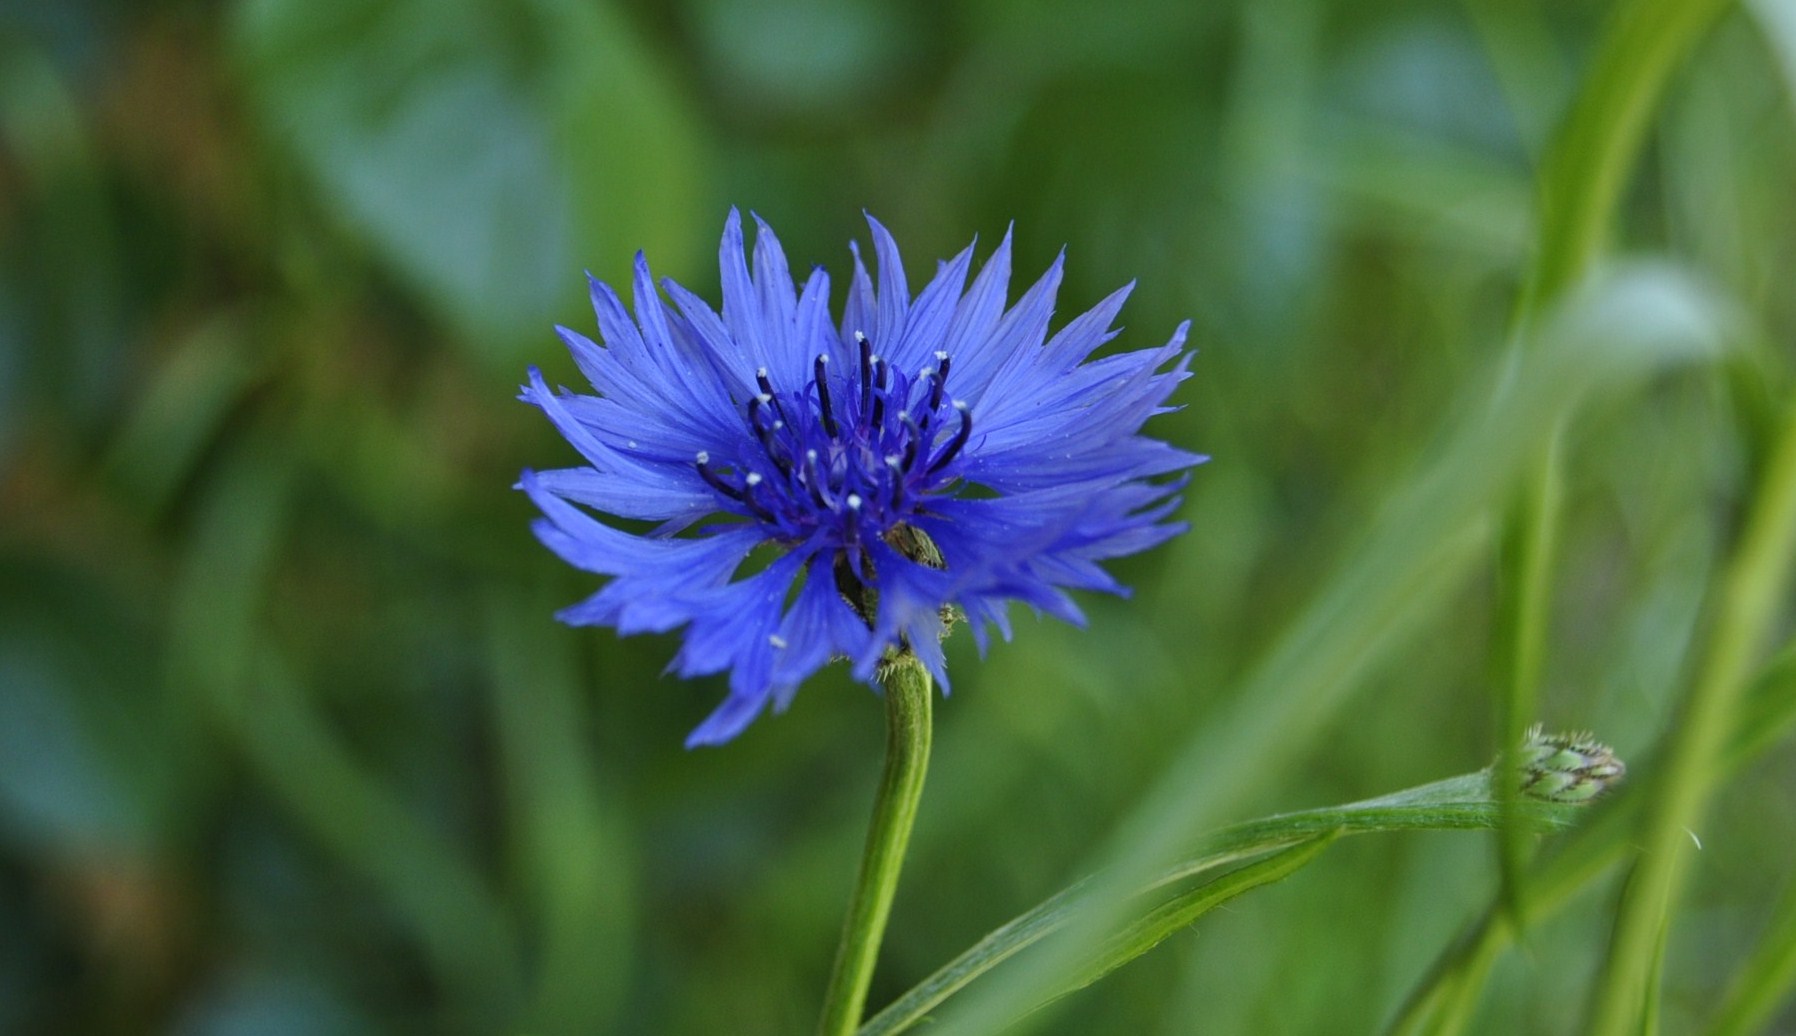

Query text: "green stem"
[1396, 0, 1742, 1016]
[1490, 0, 1735, 945]
[1522, 0, 1737, 310]
[1588, 398, 1796, 1034]
[818, 656, 934, 1036]
[1492, 432, 1561, 927]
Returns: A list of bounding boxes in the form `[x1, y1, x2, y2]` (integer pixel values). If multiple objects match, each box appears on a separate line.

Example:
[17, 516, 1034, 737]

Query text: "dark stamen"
[695, 452, 746, 501]
[856, 333, 874, 421]
[899, 414, 921, 472]
[802, 449, 829, 508]
[751, 413, 791, 475]
[841, 494, 863, 553]
[929, 352, 951, 412]
[885, 455, 907, 510]
[744, 394, 792, 475]
[927, 403, 973, 474]
[755, 367, 790, 425]
[814, 355, 839, 438]
[740, 472, 778, 522]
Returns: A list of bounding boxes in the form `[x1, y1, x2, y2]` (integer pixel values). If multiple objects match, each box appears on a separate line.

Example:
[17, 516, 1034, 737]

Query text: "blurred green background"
[3, 0, 1796, 1032]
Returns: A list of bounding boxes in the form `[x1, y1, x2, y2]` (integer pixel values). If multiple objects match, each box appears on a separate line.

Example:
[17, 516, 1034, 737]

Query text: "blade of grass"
[926, 263, 1730, 1036]
[1641, 906, 1672, 1036]
[1492, 438, 1559, 928]
[1588, 397, 1796, 1034]
[863, 766, 1601, 1036]
[1384, 639, 1796, 1034]
[1521, 0, 1737, 311]
[1490, 0, 1736, 939]
[1051, 834, 1340, 1005]
[486, 590, 636, 1034]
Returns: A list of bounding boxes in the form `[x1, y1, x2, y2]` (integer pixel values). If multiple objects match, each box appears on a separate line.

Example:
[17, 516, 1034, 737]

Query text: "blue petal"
[532, 466, 712, 522]
[751, 212, 799, 352]
[864, 213, 911, 351]
[941, 225, 1012, 364]
[685, 690, 769, 748]
[841, 240, 877, 345]
[954, 249, 1065, 401]
[887, 240, 975, 373]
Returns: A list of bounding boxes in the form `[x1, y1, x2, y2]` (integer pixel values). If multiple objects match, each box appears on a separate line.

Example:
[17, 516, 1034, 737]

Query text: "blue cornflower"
[520, 210, 1202, 746]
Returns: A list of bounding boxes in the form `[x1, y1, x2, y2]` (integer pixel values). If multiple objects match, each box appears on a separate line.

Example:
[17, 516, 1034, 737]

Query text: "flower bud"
[1517, 725, 1625, 803]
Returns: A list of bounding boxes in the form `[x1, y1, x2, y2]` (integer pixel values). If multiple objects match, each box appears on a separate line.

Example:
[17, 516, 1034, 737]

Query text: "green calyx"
[1516, 726, 1626, 804]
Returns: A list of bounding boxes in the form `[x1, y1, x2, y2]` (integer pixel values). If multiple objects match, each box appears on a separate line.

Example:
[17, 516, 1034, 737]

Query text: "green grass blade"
[1588, 398, 1796, 1035]
[1523, 0, 1737, 309]
[1491, 0, 1736, 945]
[485, 591, 636, 1034]
[1385, 639, 1796, 1035]
[862, 766, 1598, 1036]
[1053, 834, 1340, 1004]
[1492, 444, 1560, 928]
[925, 262, 1731, 1036]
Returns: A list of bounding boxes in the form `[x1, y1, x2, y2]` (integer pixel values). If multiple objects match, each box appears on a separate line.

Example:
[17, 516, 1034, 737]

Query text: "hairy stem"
[818, 657, 934, 1036]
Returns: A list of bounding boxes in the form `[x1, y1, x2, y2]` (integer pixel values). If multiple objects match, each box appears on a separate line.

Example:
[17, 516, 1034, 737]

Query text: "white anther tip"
[696, 451, 710, 463]
[934, 350, 949, 361]
[745, 472, 764, 485]
[769, 634, 789, 649]
[846, 494, 863, 509]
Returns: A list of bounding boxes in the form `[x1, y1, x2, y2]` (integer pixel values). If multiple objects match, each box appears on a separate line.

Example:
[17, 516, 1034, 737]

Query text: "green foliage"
[864, 758, 1605, 1036]
[4, 0, 1796, 1032]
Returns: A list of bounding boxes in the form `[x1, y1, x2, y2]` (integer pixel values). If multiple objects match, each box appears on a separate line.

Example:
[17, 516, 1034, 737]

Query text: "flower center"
[692, 332, 973, 547]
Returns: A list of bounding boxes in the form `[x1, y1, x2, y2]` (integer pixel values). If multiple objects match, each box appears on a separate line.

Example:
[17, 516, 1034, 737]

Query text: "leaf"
[230, 0, 707, 364]
[861, 766, 1594, 1035]
[1052, 835, 1339, 1002]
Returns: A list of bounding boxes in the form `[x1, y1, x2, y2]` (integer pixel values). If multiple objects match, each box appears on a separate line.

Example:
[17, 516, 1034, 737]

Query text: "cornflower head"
[519, 210, 1203, 746]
